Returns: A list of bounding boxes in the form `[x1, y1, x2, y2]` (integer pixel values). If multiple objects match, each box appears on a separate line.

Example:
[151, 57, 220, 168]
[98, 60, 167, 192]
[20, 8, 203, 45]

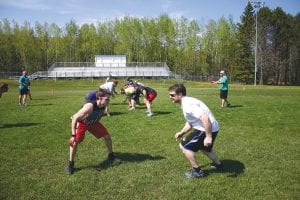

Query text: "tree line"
[0, 2, 299, 85]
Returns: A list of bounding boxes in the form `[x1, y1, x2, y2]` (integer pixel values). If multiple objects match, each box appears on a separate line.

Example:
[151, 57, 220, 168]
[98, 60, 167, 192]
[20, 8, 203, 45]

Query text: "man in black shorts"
[168, 83, 223, 179]
[212, 70, 231, 108]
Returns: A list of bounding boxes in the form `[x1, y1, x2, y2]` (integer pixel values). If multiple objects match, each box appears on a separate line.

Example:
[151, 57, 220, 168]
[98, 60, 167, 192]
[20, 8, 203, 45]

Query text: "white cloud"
[161, 0, 174, 11]
[0, 0, 50, 11]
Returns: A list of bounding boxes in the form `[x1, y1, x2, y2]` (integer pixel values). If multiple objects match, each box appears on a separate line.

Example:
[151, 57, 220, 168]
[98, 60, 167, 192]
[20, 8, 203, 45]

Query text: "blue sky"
[0, 0, 299, 26]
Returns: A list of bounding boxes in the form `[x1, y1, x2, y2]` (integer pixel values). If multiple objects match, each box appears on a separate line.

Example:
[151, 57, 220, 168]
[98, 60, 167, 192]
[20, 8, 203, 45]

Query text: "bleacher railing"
[48, 62, 167, 71]
[29, 61, 172, 79]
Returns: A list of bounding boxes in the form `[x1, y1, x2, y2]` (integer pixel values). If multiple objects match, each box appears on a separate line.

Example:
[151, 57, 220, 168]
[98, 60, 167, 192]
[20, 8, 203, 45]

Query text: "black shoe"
[65, 166, 75, 175]
[210, 162, 224, 170]
[227, 103, 231, 107]
[185, 169, 206, 179]
[107, 153, 121, 166]
[108, 152, 116, 161]
[109, 158, 122, 166]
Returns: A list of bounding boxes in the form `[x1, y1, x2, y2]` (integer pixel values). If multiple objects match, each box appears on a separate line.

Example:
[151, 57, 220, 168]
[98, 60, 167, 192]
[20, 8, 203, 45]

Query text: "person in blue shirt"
[18, 71, 30, 106]
[212, 70, 231, 108]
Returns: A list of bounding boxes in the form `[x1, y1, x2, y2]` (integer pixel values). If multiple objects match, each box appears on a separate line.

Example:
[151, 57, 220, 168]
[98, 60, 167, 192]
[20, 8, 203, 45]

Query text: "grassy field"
[0, 79, 299, 200]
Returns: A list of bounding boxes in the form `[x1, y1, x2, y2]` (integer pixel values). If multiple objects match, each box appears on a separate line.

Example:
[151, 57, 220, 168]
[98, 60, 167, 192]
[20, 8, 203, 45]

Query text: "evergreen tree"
[236, 2, 255, 84]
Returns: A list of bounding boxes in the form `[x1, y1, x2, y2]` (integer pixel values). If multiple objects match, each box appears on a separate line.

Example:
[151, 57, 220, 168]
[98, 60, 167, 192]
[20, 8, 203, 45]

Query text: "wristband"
[71, 135, 76, 137]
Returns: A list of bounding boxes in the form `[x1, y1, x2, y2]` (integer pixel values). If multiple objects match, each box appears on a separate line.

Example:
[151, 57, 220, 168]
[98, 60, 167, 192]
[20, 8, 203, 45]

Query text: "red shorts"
[147, 92, 157, 102]
[75, 121, 109, 142]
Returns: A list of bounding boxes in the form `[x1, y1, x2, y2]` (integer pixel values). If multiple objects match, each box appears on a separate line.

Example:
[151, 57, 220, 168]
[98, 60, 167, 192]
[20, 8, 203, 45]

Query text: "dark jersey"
[137, 85, 155, 96]
[83, 102, 105, 125]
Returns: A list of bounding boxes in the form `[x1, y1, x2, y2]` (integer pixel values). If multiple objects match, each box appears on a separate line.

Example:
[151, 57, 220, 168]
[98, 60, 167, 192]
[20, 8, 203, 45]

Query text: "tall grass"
[0, 79, 299, 200]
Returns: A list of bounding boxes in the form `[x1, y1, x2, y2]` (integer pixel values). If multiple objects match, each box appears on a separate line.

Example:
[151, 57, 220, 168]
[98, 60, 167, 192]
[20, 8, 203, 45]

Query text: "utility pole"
[251, 1, 263, 86]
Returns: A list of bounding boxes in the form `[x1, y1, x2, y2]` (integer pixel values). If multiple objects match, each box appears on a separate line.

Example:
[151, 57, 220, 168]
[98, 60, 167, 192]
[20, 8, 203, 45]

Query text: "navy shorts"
[19, 88, 29, 95]
[181, 130, 218, 152]
[220, 90, 228, 99]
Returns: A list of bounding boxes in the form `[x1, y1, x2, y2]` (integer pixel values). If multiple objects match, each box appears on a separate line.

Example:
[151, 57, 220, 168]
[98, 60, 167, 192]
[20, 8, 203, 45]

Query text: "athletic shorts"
[181, 129, 218, 152]
[220, 90, 228, 99]
[146, 91, 157, 102]
[75, 121, 109, 143]
[19, 88, 29, 95]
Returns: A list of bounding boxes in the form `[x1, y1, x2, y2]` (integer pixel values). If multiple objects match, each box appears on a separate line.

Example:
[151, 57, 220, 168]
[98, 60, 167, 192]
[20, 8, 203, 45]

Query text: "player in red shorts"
[65, 89, 119, 175]
[136, 85, 157, 117]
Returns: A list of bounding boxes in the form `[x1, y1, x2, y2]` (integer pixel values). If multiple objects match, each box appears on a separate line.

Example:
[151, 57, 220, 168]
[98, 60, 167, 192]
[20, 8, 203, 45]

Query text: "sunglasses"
[169, 93, 176, 97]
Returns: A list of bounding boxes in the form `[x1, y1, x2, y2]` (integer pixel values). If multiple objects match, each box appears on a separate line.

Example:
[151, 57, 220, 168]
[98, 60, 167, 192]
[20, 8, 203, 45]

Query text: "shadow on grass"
[154, 111, 172, 115]
[205, 159, 245, 178]
[75, 152, 165, 173]
[0, 122, 42, 129]
[27, 98, 49, 100]
[29, 103, 53, 106]
[228, 105, 243, 108]
[115, 152, 165, 162]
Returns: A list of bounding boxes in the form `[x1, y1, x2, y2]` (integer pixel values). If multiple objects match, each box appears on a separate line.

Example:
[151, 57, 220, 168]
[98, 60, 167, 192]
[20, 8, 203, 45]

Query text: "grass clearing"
[0, 79, 299, 199]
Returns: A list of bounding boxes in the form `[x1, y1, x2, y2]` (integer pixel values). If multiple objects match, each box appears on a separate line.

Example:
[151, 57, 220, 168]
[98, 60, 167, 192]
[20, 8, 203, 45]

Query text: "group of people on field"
[65, 70, 231, 179]
[120, 78, 157, 117]
[1, 69, 231, 179]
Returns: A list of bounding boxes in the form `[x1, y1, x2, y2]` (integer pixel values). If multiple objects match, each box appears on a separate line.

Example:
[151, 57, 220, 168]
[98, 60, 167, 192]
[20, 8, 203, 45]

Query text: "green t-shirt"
[19, 75, 29, 90]
[218, 75, 228, 90]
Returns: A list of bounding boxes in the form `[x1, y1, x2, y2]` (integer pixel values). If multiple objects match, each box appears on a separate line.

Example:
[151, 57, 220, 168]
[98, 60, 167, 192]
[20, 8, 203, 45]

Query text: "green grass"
[0, 79, 299, 200]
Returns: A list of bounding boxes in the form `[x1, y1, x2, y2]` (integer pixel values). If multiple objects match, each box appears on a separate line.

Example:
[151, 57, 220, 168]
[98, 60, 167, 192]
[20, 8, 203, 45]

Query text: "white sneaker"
[129, 107, 135, 110]
[147, 113, 154, 117]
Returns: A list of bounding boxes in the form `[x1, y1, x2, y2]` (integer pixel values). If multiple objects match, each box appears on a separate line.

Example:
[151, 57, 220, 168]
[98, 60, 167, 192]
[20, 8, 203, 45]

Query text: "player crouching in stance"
[168, 84, 223, 179]
[65, 89, 119, 175]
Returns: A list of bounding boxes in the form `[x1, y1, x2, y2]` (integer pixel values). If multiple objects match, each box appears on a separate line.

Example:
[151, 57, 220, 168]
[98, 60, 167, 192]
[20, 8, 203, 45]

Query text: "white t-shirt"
[100, 82, 115, 94]
[181, 96, 219, 132]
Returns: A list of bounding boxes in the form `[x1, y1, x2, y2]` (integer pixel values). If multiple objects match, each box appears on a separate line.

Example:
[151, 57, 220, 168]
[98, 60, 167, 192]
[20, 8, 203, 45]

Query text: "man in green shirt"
[18, 71, 30, 106]
[212, 70, 231, 108]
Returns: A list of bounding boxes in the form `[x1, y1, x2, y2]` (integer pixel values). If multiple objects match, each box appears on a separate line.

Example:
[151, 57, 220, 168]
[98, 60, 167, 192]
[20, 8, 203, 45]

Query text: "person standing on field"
[18, 71, 30, 106]
[168, 83, 223, 179]
[211, 70, 231, 108]
[65, 89, 119, 175]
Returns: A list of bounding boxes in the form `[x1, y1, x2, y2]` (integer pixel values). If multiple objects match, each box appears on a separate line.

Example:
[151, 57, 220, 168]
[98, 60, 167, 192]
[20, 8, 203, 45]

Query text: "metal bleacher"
[31, 61, 173, 79]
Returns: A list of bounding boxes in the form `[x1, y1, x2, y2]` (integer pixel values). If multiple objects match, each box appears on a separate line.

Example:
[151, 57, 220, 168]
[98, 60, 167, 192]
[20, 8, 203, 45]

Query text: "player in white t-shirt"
[168, 83, 223, 179]
[99, 80, 118, 116]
